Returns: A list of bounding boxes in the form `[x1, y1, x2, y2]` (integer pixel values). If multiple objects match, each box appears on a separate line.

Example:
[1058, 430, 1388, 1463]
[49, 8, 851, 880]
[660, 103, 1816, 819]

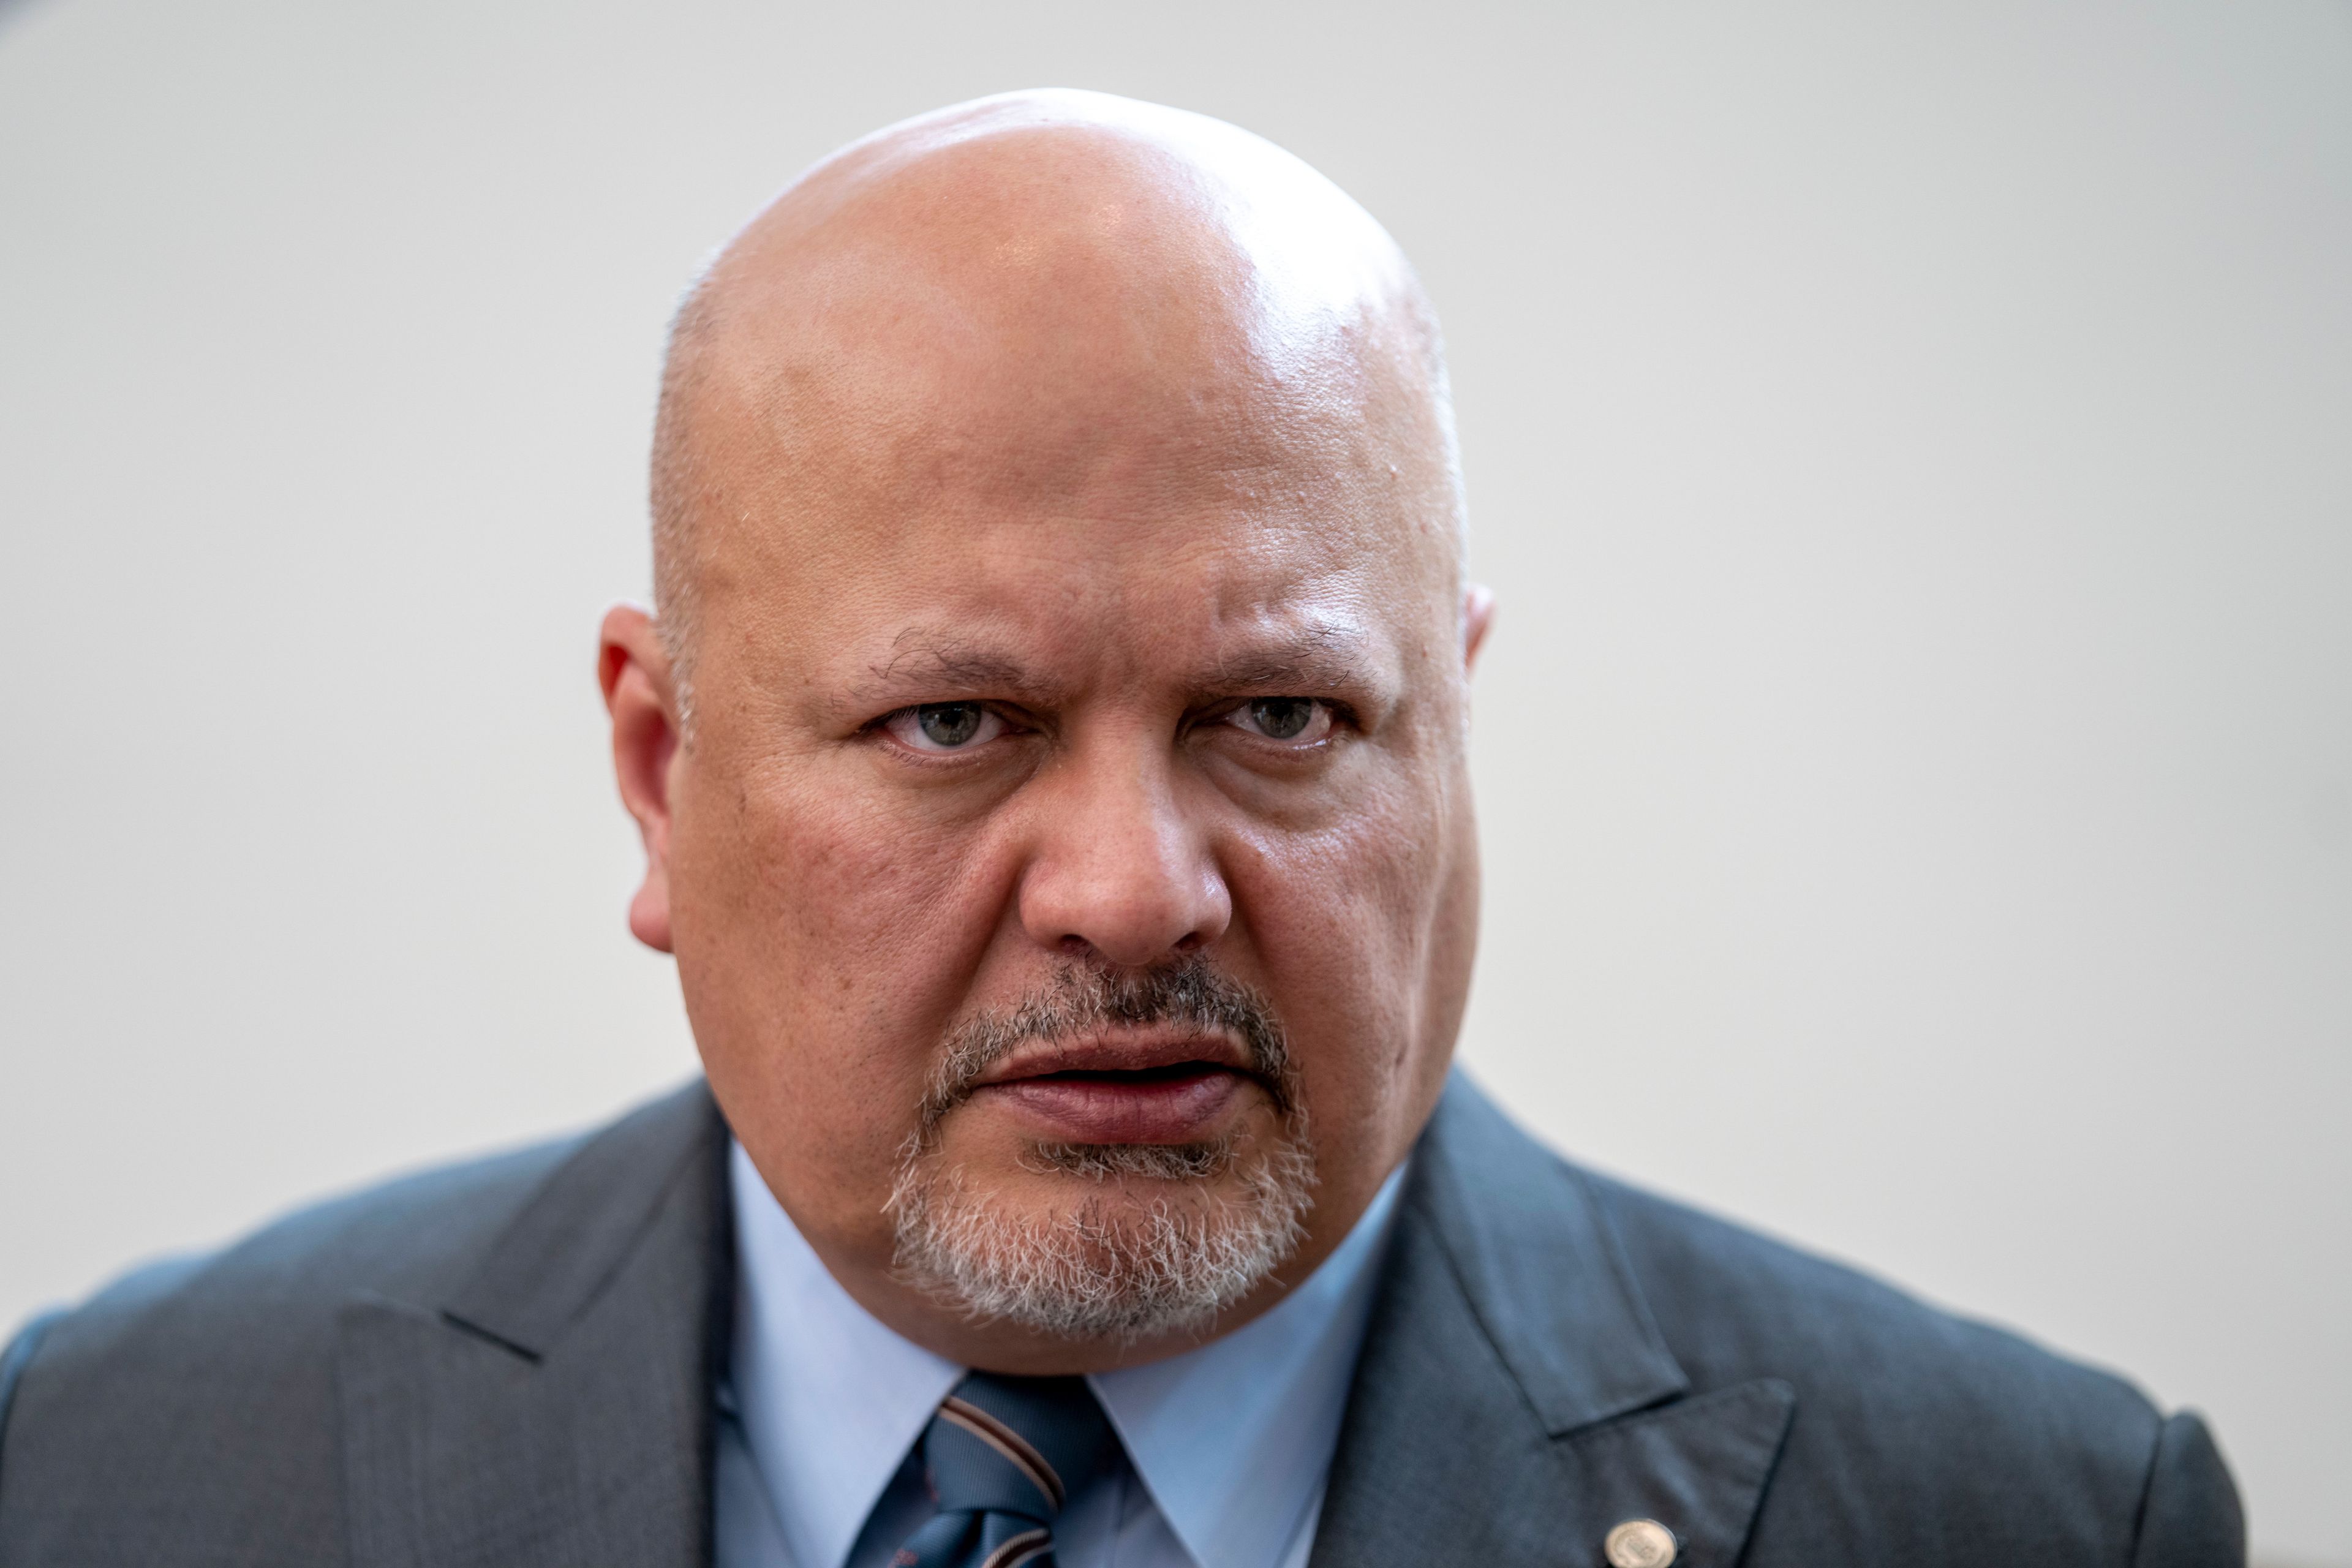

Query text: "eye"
[884, 702, 1008, 753]
[1223, 697, 1332, 744]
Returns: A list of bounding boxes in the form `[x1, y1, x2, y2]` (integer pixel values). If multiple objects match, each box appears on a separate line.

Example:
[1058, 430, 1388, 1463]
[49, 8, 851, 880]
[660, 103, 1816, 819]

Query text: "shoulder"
[1588, 1164, 2155, 1436]
[0, 1081, 710, 1556]
[1576, 1155, 2239, 1564]
[1415, 1077, 2240, 1564]
[12, 1128, 579, 1393]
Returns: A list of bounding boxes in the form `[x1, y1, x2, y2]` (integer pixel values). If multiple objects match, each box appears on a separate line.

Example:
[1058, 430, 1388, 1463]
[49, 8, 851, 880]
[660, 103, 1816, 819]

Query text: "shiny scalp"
[646, 88, 1467, 733]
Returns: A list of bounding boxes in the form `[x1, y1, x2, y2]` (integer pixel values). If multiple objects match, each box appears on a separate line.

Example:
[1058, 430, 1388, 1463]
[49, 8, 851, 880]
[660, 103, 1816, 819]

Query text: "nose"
[1016, 734, 1232, 967]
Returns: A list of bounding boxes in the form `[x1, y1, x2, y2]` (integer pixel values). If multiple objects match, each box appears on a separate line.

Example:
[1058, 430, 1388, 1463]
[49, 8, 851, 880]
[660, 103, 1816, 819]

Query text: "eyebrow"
[827, 621, 1396, 722]
[1196, 625, 1390, 698]
[829, 635, 1071, 720]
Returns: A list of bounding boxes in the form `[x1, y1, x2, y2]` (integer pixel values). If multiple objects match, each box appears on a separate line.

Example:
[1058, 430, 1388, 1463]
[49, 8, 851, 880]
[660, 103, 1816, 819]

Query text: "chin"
[884, 1124, 1319, 1344]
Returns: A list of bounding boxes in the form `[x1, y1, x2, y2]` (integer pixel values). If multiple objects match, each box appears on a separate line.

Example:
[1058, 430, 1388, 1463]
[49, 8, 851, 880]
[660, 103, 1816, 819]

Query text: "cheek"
[670, 755, 1014, 1177]
[1225, 763, 1453, 1127]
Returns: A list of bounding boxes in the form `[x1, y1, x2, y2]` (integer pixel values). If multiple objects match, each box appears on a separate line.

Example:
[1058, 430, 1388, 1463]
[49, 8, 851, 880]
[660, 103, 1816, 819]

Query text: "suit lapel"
[338, 1082, 733, 1568]
[1311, 1076, 1795, 1568]
[333, 1071, 1789, 1566]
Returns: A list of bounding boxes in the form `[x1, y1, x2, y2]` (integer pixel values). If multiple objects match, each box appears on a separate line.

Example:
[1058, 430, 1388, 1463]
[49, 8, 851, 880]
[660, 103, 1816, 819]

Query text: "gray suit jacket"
[0, 1074, 2242, 1566]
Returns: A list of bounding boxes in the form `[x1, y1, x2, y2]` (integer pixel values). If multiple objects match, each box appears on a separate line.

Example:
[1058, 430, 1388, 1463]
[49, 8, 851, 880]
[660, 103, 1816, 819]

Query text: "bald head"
[649, 89, 1463, 715]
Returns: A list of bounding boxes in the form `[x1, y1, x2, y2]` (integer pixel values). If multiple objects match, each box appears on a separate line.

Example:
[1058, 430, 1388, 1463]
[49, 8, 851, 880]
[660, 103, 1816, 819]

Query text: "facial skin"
[601, 90, 1493, 1373]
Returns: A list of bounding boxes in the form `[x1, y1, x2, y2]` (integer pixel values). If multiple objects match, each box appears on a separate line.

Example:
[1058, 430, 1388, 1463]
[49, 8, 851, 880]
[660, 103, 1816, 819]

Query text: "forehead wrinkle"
[828, 634, 1074, 720]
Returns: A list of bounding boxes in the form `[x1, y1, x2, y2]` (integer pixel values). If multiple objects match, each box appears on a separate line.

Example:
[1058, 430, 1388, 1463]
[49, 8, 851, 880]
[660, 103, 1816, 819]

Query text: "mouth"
[965, 1028, 1261, 1147]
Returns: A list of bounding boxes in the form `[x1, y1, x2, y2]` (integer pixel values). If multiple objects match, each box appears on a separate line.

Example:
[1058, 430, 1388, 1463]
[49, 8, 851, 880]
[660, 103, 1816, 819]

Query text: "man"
[0, 90, 2241, 1567]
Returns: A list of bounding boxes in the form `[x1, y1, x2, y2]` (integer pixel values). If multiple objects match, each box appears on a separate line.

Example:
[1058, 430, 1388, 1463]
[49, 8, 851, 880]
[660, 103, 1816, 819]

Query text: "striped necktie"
[892, 1371, 1118, 1568]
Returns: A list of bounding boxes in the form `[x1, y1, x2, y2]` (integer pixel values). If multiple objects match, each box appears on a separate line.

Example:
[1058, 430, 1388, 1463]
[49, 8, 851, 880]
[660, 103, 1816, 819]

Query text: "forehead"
[710, 458, 1439, 710]
[671, 120, 1460, 688]
[695, 368, 1454, 688]
[696, 213, 1436, 526]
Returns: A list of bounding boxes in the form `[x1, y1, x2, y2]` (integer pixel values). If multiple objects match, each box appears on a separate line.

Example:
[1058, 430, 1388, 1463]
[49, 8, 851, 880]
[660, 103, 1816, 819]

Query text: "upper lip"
[973, 1027, 1253, 1085]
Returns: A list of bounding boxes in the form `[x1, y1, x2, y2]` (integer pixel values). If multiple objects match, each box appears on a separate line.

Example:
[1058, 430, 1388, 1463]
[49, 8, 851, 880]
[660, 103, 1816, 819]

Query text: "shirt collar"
[728, 1140, 1407, 1568]
[1089, 1159, 1405, 1568]
[728, 1140, 962, 1568]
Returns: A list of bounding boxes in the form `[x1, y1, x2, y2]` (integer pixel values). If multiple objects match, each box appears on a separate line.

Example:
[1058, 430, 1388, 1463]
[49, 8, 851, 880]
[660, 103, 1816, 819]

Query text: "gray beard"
[884, 957, 1314, 1343]
[886, 1128, 1317, 1343]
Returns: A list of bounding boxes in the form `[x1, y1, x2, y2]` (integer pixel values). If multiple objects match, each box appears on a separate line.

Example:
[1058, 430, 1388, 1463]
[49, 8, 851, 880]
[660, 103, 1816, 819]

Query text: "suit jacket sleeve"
[0, 1314, 60, 1477]
[2132, 1412, 2245, 1568]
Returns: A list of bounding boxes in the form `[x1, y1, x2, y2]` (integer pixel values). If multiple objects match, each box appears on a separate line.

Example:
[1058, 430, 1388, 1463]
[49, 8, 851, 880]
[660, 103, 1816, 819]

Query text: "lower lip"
[973, 1067, 1252, 1145]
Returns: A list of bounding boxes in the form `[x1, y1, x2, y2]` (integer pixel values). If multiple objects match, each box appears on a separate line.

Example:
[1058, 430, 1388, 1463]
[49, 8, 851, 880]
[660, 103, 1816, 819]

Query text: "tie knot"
[922, 1371, 1117, 1523]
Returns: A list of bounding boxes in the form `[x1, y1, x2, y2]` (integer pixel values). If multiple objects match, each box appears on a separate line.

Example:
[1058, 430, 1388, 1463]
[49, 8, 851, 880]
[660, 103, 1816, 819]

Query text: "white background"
[2, 2, 2345, 1561]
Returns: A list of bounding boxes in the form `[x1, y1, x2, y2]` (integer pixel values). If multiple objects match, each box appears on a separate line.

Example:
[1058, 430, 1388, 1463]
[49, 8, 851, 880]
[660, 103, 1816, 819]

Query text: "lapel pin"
[1604, 1517, 1679, 1568]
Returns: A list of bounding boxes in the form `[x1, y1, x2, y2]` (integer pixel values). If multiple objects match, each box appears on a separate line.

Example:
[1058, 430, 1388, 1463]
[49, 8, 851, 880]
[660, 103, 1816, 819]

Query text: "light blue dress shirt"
[714, 1140, 1406, 1568]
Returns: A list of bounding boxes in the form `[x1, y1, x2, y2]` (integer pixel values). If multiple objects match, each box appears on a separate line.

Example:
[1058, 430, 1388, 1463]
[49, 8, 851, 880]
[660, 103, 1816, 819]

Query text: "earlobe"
[628, 861, 674, 952]
[599, 604, 680, 955]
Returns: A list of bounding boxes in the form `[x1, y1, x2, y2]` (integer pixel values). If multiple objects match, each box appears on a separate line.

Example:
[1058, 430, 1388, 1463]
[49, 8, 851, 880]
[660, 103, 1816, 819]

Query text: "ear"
[598, 604, 681, 954]
[1461, 583, 1496, 673]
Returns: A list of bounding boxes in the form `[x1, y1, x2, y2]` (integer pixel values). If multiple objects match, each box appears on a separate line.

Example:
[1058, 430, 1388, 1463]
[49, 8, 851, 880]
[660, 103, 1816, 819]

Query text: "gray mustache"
[919, 958, 1295, 1132]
